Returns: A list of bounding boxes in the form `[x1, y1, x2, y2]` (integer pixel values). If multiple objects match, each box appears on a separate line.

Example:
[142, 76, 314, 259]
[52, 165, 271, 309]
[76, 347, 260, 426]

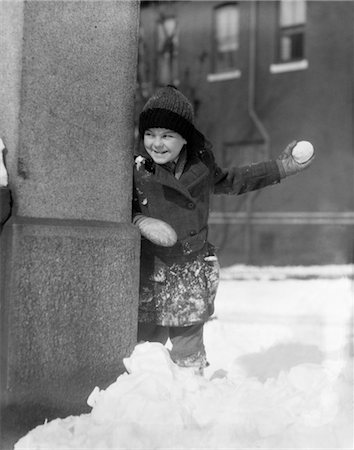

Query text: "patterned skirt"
[138, 243, 220, 326]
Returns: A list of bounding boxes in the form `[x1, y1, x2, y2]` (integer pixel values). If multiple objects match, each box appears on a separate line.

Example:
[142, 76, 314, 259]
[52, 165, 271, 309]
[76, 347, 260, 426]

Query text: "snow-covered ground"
[15, 265, 353, 449]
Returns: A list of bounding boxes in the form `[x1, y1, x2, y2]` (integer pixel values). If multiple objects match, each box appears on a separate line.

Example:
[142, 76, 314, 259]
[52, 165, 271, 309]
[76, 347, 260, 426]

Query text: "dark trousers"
[138, 322, 207, 369]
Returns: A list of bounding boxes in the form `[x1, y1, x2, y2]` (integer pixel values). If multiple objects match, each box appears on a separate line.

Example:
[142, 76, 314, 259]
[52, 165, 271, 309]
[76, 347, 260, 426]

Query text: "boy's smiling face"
[144, 128, 187, 165]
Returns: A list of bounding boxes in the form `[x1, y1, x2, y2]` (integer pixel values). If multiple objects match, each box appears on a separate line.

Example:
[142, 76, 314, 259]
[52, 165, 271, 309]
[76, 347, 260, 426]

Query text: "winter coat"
[133, 142, 281, 327]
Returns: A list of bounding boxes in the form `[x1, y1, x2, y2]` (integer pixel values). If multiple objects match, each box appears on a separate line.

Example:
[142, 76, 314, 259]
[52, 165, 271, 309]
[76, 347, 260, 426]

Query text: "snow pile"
[15, 342, 350, 449]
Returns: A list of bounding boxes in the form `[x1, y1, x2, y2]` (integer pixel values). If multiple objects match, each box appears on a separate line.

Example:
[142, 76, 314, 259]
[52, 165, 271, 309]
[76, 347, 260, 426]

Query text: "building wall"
[139, 0, 353, 266]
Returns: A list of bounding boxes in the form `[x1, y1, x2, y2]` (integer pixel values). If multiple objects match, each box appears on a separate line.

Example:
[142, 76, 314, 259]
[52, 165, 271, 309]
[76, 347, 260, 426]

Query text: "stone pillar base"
[0, 216, 140, 446]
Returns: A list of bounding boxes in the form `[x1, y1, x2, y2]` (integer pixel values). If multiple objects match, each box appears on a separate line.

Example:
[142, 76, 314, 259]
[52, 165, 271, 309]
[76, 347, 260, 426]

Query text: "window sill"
[207, 70, 241, 82]
[270, 60, 308, 74]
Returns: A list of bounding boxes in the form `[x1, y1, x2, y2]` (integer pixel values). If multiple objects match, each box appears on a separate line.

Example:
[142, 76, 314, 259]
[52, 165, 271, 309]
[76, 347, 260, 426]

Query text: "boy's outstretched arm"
[213, 140, 315, 195]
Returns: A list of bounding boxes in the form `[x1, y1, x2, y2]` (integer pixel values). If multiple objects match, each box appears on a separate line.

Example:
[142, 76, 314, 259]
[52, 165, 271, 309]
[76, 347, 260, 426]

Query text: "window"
[156, 16, 179, 86]
[137, 26, 152, 98]
[213, 3, 240, 74]
[278, 0, 306, 63]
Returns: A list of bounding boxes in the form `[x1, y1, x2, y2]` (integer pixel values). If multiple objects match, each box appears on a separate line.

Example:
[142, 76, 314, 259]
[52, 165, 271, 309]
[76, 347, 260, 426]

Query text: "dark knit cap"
[139, 85, 195, 142]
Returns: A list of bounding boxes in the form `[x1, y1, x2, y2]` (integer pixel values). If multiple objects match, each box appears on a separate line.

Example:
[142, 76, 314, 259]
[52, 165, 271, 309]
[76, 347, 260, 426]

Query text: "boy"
[133, 85, 313, 373]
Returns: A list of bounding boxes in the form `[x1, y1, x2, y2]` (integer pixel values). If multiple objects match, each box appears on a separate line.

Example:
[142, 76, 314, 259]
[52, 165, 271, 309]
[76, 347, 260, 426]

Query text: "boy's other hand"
[276, 140, 315, 178]
[135, 216, 178, 247]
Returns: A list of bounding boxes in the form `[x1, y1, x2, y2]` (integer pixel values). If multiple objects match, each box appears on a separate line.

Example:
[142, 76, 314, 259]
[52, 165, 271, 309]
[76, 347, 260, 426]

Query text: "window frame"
[276, 0, 307, 64]
[210, 2, 241, 78]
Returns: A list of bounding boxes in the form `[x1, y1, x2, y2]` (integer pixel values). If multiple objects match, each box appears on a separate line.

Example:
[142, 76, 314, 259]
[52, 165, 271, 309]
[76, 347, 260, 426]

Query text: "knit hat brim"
[139, 108, 195, 143]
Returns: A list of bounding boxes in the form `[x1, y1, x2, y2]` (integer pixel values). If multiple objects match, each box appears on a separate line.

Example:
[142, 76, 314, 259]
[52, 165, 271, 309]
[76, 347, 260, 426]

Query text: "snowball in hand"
[292, 141, 314, 164]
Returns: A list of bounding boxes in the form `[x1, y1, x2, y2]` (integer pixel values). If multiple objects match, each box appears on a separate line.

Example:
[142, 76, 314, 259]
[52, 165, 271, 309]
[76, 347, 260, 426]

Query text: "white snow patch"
[14, 266, 354, 449]
[15, 342, 352, 449]
[134, 155, 145, 171]
[220, 264, 354, 280]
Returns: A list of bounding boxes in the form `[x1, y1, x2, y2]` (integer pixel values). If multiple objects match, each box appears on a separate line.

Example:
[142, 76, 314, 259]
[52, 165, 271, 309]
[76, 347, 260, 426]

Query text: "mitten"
[276, 140, 314, 178]
[134, 215, 178, 247]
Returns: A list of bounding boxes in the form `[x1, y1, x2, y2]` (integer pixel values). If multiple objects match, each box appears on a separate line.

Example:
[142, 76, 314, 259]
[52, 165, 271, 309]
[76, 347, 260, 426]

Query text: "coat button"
[189, 230, 197, 236]
[187, 202, 195, 209]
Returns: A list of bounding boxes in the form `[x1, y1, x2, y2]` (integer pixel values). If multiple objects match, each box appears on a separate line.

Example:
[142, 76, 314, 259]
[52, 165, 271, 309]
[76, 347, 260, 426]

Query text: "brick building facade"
[137, 0, 354, 266]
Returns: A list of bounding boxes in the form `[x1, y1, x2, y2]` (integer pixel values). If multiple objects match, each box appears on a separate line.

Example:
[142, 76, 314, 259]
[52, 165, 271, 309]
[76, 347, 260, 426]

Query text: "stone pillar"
[0, 0, 140, 446]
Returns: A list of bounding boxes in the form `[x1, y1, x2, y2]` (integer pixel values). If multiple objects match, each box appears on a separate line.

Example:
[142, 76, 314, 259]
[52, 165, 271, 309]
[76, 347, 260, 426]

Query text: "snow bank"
[15, 342, 351, 449]
[220, 264, 354, 281]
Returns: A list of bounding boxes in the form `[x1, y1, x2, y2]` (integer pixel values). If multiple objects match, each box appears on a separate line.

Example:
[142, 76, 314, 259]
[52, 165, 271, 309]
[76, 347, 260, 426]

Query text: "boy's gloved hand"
[134, 215, 178, 247]
[276, 140, 314, 178]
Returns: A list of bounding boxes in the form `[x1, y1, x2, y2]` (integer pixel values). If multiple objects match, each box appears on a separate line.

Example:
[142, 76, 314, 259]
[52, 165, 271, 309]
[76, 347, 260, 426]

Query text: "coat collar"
[135, 146, 210, 201]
